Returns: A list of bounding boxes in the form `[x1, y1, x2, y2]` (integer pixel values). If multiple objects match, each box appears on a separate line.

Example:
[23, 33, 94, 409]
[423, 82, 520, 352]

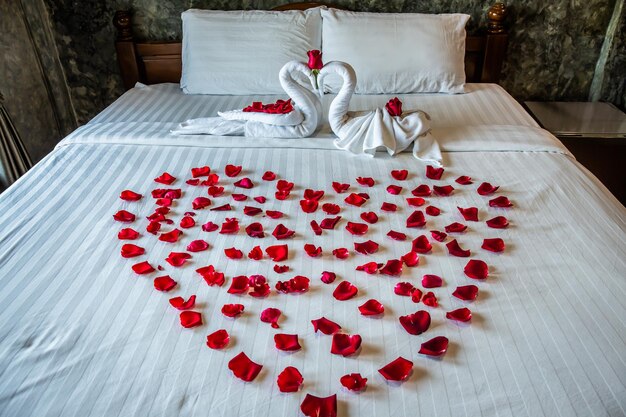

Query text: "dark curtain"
[0, 93, 32, 192]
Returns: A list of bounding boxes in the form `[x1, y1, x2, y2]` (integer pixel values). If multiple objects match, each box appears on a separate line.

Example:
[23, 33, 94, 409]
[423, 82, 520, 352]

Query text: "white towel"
[319, 61, 442, 166]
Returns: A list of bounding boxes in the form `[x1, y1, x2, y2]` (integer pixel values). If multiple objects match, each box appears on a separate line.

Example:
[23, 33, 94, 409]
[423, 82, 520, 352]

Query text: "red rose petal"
[266, 210, 283, 219]
[159, 228, 182, 243]
[272, 224, 295, 239]
[358, 299, 384, 316]
[345, 193, 366, 207]
[446, 307, 472, 322]
[244, 246, 261, 261]
[224, 247, 243, 259]
[489, 196, 513, 207]
[399, 310, 431, 335]
[431, 230, 447, 242]
[120, 190, 142, 201]
[192, 197, 211, 210]
[179, 310, 202, 328]
[304, 244, 322, 257]
[354, 240, 379, 255]
[234, 177, 253, 189]
[227, 275, 249, 294]
[340, 373, 368, 392]
[458, 206, 479, 221]
[154, 275, 177, 291]
[244, 206, 262, 216]
[249, 275, 269, 297]
[113, 210, 135, 223]
[456, 175, 473, 185]
[464, 259, 489, 279]
[262, 171, 276, 181]
[332, 181, 350, 193]
[380, 259, 403, 276]
[412, 184, 431, 197]
[333, 281, 358, 300]
[387, 185, 403, 195]
[152, 188, 181, 199]
[332, 248, 349, 259]
[276, 179, 294, 192]
[121, 243, 144, 258]
[202, 221, 219, 232]
[180, 215, 196, 229]
[220, 218, 239, 234]
[411, 288, 423, 303]
[482, 238, 505, 252]
[422, 274, 443, 288]
[356, 261, 381, 274]
[275, 190, 290, 200]
[196, 265, 225, 286]
[322, 203, 340, 215]
[245, 222, 265, 238]
[356, 176, 374, 187]
[360, 211, 379, 224]
[412, 235, 432, 253]
[446, 239, 470, 257]
[232, 193, 247, 201]
[419, 336, 449, 356]
[277, 366, 303, 392]
[406, 210, 426, 228]
[191, 166, 210, 178]
[300, 394, 337, 417]
[154, 172, 176, 185]
[378, 357, 413, 381]
[433, 185, 454, 196]
[169, 295, 196, 310]
[266, 244, 288, 262]
[118, 228, 139, 240]
[207, 329, 229, 349]
[486, 216, 509, 228]
[165, 251, 191, 267]
[391, 169, 408, 180]
[331, 333, 362, 356]
[477, 182, 499, 195]
[401, 251, 420, 267]
[228, 352, 262, 381]
[426, 165, 444, 180]
[406, 197, 425, 207]
[381, 202, 397, 212]
[425, 205, 441, 216]
[225, 164, 242, 177]
[132, 261, 154, 274]
[276, 276, 310, 294]
[320, 216, 342, 230]
[320, 271, 336, 284]
[394, 282, 416, 296]
[304, 189, 324, 201]
[300, 199, 319, 213]
[422, 291, 439, 307]
[260, 307, 281, 328]
[310, 317, 342, 337]
[222, 303, 245, 318]
[208, 186, 224, 197]
[202, 173, 219, 186]
[253, 196, 266, 204]
[187, 239, 209, 252]
[453, 284, 479, 301]
[146, 212, 166, 223]
[309, 220, 323, 235]
[346, 221, 368, 235]
[445, 222, 467, 233]
[274, 334, 301, 351]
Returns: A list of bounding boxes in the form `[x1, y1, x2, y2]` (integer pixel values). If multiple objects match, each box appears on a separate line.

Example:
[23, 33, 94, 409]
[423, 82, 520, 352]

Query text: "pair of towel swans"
[173, 60, 442, 165]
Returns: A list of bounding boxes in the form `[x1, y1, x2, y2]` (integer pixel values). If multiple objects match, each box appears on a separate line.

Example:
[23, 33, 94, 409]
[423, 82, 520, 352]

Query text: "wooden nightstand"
[524, 101, 626, 206]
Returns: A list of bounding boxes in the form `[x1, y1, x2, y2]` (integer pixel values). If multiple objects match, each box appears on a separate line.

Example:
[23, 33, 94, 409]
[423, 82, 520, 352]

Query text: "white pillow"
[321, 9, 469, 94]
[181, 8, 322, 95]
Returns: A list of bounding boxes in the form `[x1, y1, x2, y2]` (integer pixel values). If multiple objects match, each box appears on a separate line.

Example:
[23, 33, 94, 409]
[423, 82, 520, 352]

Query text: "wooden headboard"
[113, 2, 508, 91]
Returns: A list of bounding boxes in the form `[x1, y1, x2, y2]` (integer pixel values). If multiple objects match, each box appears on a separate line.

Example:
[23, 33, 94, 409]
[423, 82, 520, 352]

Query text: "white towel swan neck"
[172, 61, 322, 138]
[319, 61, 442, 166]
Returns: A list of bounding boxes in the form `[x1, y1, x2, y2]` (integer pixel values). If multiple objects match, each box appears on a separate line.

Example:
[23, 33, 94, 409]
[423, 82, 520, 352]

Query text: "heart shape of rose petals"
[228, 352, 262, 381]
[331, 333, 362, 356]
[399, 310, 431, 335]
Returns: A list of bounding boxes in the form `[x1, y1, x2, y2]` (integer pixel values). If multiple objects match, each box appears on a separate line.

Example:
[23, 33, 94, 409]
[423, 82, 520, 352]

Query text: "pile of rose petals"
[114, 163, 513, 416]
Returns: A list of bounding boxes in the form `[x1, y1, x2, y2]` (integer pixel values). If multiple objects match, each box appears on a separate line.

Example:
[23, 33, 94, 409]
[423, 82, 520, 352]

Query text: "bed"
[0, 3, 624, 417]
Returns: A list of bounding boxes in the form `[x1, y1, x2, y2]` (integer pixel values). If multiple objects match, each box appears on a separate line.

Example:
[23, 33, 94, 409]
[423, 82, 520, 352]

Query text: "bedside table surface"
[525, 102, 626, 138]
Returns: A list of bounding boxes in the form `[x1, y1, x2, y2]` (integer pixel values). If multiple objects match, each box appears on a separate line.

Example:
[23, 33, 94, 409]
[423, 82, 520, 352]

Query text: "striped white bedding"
[0, 84, 624, 417]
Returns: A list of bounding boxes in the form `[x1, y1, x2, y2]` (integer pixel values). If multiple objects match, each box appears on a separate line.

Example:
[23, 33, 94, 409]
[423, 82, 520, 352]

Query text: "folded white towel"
[319, 61, 442, 166]
[172, 61, 321, 138]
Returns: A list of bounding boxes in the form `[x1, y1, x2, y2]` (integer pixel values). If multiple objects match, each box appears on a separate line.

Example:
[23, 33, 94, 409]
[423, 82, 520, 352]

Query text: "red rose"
[385, 97, 403, 116]
[307, 50, 323, 70]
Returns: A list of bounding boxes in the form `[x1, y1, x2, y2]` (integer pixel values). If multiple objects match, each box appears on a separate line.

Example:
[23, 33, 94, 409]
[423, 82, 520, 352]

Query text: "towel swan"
[172, 60, 322, 138]
[318, 61, 442, 165]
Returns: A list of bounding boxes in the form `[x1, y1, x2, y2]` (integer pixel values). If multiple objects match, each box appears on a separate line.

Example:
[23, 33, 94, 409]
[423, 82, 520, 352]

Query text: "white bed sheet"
[0, 84, 624, 417]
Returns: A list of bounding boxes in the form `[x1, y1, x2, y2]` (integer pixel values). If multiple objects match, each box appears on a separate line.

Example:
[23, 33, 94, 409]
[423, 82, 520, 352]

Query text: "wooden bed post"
[481, 2, 508, 83]
[113, 11, 141, 90]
